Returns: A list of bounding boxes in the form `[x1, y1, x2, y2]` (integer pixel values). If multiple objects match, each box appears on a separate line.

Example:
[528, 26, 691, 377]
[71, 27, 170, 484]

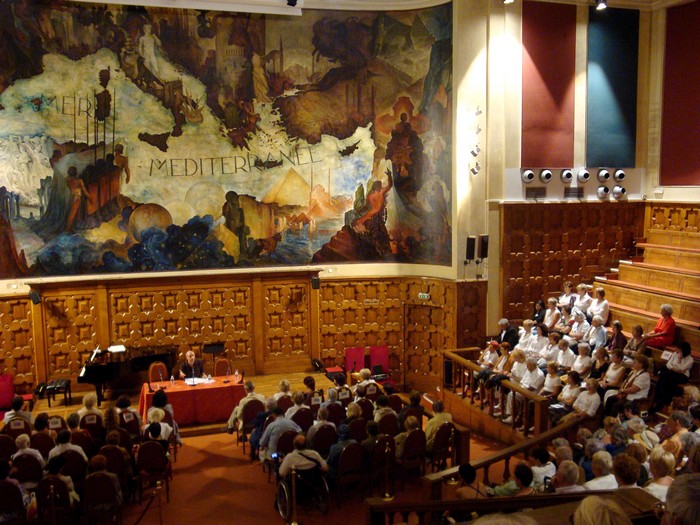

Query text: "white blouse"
[572, 355, 592, 375]
[543, 374, 562, 394]
[668, 353, 694, 377]
[603, 363, 627, 386]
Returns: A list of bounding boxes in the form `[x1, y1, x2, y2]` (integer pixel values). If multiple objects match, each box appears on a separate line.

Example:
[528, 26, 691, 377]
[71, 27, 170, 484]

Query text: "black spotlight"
[287, 0, 297, 6]
[28, 290, 41, 305]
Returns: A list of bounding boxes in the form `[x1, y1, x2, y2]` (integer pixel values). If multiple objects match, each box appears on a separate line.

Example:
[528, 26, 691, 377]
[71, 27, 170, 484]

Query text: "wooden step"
[607, 303, 700, 350]
[597, 278, 700, 323]
[635, 243, 700, 271]
[616, 261, 700, 296]
[646, 229, 700, 250]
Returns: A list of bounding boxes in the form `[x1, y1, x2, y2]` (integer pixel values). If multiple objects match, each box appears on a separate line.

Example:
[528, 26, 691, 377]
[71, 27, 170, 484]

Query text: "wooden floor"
[21, 370, 336, 436]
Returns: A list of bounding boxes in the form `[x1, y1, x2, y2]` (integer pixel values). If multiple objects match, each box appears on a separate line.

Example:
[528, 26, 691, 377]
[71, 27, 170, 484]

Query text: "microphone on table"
[158, 370, 166, 389]
[223, 362, 231, 384]
[189, 364, 196, 387]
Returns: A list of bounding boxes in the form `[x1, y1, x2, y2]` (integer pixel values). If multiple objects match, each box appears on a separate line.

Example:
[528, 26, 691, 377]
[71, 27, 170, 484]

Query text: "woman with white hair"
[643, 304, 676, 348]
[563, 310, 590, 351]
[573, 495, 632, 525]
[12, 433, 45, 468]
[584, 315, 608, 351]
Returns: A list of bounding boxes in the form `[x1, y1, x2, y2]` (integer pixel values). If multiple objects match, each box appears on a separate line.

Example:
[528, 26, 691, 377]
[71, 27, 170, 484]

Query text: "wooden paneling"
[601, 282, 700, 326]
[637, 245, 700, 272]
[617, 263, 700, 296]
[456, 281, 487, 347]
[0, 295, 34, 393]
[648, 203, 700, 232]
[501, 202, 644, 321]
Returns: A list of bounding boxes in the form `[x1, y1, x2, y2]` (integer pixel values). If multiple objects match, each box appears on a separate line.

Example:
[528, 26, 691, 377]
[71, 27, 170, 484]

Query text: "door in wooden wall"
[403, 303, 443, 393]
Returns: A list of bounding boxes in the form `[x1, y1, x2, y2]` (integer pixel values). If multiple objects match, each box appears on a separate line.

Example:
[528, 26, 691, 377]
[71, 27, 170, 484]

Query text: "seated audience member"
[145, 408, 173, 441]
[259, 407, 302, 461]
[543, 297, 561, 332]
[332, 373, 347, 388]
[587, 288, 610, 325]
[584, 315, 608, 351]
[373, 395, 396, 423]
[103, 406, 120, 434]
[395, 416, 421, 458]
[530, 447, 556, 491]
[495, 318, 520, 348]
[353, 384, 367, 403]
[278, 434, 328, 478]
[307, 407, 336, 444]
[148, 389, 175, 420]
[531, 299, 546, 325]
[679, 433, 700, 472]
[537, 334, 561, 370]
[285, 391, 310, 420]
[225, 380, 265, 433]
[605, 424, 628, 458]
[66, 412, 89, 436]
[573, 284, 592, 314]
[644, 446, 676, 501]
[584, 450, 618, 490]
[539, 362, 562, 398]
[2, 395, 33, 425]
[573, 428, 593, 464]
[489, 462, 535, 497]
[563, 310, 589, 351]
[604, 354, 651, 416]
[354, 368, 378, 391]
[503, 358, 544, 427]
[552, 460, 585, 493]
[612, 453, 641, 488]
[573, 496, 632, 525]
[643, 304, 677, 348]
[476, 341, 500, 373]
[481, 343, 514, 404]
[115, 394, 142, 429]
[516, 320, 535, 351]
[588, 347, 609, 380]
[525, 324, 549, 359]
[599, 349, 627, 396]
[343, 402, 362, 426]
[653, 342, 694, 413]
[398, 391, 424, 427]
[620, 401, 645, 430]
[178, 349, 204, 379]
[623, 324, 648, 360]
[326, 424, 355, 479]
[624, 442, 650, 486]
[666, 412, 692, 449]
[12, 433, 45, 468]
[425, 400, 452, 452]
[45, 455, 80, 505]
[33, 412, 57, 440]
[303, 376, 323, 406]
[105, 430, 133, 473]
[321, 388, 342, 409]
[549, 372, 581, 425]
[554, 305, 575, 337]
[455, 462, 489, 499]
[580, 439, 606, 481]
[361, 421, 380, 457]
[664, 473, 700, 525]
[558, 281, 576, 309]
[558, 378, 601, 426]
[0, 458, 30, 509]
[78, 392, 102, 419]
[556, 339, 576, 374]
[87, 454, 123, 505]
[606, 320, 628, 352]
[249, 398, 276, 458]
[49, 429, 88, 462]
[572, 344, 593, 377]
[274, 379, 292, 400]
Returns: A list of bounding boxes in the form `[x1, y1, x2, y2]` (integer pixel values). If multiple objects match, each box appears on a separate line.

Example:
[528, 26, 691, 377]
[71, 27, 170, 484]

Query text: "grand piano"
[78, 345, 177, 405]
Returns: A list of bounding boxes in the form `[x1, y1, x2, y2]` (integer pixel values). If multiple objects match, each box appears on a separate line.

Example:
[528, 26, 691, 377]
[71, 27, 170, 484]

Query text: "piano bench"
[46, 379, 72, 407]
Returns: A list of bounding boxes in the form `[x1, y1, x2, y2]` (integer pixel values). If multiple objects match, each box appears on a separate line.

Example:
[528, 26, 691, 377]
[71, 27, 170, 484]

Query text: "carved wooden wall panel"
[456, 281, 487, 348]
[262, 282, 311, 374]
[649, 203, 699, 232]
[0, 296, 34, 393]
[43, 293, 99, 378]
[501, 202, 645, 322]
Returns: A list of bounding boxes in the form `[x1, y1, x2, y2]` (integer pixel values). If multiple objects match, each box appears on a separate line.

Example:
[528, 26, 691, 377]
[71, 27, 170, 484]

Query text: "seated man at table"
[179, 350, 204, 379]
[224, 380, 265, 434]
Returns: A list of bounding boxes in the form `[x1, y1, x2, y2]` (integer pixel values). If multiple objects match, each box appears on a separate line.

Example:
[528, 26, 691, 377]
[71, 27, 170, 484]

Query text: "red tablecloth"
[138, 377, 245, 426]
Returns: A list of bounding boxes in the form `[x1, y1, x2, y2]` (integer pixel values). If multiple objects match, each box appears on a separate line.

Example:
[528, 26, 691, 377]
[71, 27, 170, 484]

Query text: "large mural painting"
[0, 0, 453, 278]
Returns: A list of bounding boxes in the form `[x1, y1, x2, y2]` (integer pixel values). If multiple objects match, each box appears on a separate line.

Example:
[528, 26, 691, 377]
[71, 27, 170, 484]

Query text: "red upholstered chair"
[336, 387, 352, 407]
[426, 422, 456, 472]
[396, 429, 427, 488]
[369, 346, 389, 374]
[59, 449, 88, 494]
[368, 434, 396, 494]
[0, 434, 17, 461]
[291, 408, 314, 433]
[348, 418, 367, 442]
[137, 441, 171, 503]
[335, 442, 365, 507]
[11, 453, 44, 489]
[276, 395, 294, 414]
[356, 398, 374, 421]
[365, 382, 381, 401]
[79, 413, 104, 443]
[214, 358, 231, 377]
[36, 476, 73, 524]
[47, 415, 68, 434]
[98, 444, 134, 502]
[307, 391, 324, 417]
[71, 431, 96, 459]
[84, 471, 123, 524]
[377, 413, 399, 437]
[236, 398, 264, 455]
[345, 347, 365, 375]
[3, 417, 31, 441]
[148, 362, 169, 384]
[310, 424, 337, 458]
[118, 411, 141, 444]
[0, 375, 14, 419]
[30, 432, 55, 460]
[326, 403, 345, 426]
[0, 479, 27, 525]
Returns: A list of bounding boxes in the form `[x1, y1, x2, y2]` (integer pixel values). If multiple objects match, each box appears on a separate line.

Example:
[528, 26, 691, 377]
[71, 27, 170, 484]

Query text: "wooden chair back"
[326, 403, 345, 426]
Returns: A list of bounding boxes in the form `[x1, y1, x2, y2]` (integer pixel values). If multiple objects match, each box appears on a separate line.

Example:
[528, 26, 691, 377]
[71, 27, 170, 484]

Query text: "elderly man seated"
[552, 460, 585, 493]
[583, 450, 618, 490]
[179, 350, 204, 379]
[278, 434, 328, 478]
[49, 430, 88, 462]
[223, 380, 265, 434]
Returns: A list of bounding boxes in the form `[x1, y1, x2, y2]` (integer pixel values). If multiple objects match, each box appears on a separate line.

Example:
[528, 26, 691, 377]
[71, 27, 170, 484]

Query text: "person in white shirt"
[526, 324, 549, 359]
[553, 460, 586, 493]
[563, 310, 590, 351]
[504, 358, 544, 426]
[604, 354, 651, 417]
[653, 342, 695, 413]
[558, 378, 601, 425]
[48, 430, 88, 462]
[12, 434, 45, 468]
[77, 392, 102, 419]
[477, 341, 500, 370]
[539, 362, 562, 398]
[530, 447, 556, 491]
[644, 446, 675, 502]
[556, 339, 576, 373]
[2, 396, 34, 425]
[537, 333, 562, 369]
[573, 284, 592, 315]
[284, 391, 310, 420]
[548, 371, 581, 425]
[273, 379, 292, 400]
[515, 320, 536, 351]
[572, 343, 593, 377]
[584, 315, 608, 351]
[584, 450, 618, 490]
[543, 297, 561, 332]
[586, 287, 610, 325]
[557, 281, 576, 310]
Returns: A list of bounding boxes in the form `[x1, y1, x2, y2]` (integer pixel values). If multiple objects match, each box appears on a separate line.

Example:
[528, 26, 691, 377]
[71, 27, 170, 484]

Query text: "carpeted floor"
[121, 432, 507, 525]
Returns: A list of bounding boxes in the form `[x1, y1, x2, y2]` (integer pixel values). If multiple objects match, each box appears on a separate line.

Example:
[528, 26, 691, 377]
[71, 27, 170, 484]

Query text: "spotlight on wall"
[578, 169, 590, 183]
[521, 169, 535, 183]
[471, 144, 481, 157]
[597, 185, 610, 199]
[614, 169, 626, 182]
[612, 186, 627, 200]
[28, 290, 41, 305]
[539, 169, 552, 183]
[597, 169, 610, 183]
[503, 0, 515, 4]
[287, 0, 297, 6]
[470, 162, 481, 176]
[596, 0, 607, 10]
[561, 169, 573, 183]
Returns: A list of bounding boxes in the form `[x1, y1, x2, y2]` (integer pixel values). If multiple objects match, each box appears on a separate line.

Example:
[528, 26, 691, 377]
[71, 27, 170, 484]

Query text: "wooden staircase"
[595, 229, 700, 353]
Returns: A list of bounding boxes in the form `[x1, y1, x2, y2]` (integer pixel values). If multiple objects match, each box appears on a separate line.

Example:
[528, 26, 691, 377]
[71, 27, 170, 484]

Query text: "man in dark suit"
[496, 318, 520, 348]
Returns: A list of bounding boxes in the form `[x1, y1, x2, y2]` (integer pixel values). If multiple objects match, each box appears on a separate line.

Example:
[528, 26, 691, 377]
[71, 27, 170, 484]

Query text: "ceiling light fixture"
[596, 0, 607, 11]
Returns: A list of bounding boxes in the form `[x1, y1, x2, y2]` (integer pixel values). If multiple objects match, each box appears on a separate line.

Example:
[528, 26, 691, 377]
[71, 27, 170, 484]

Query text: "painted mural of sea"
[264, 219, 343, 266]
